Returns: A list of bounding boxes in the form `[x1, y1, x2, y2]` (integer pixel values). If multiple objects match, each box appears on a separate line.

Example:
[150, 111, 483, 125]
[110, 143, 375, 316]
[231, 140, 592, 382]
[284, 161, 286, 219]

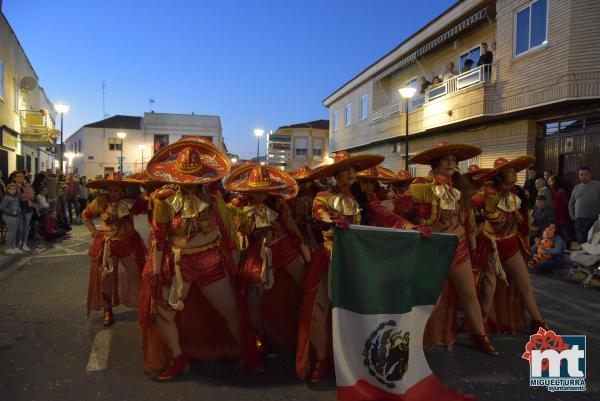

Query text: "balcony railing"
[372, 63, 494, 119]
[19, 110, 58, 144]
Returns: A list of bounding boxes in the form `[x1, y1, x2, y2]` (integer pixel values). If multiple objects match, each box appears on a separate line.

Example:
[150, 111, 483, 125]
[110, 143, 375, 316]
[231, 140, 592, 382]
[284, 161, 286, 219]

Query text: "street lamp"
[138, 144, 146, 171]
[254, 128, 264, 162]
[231, 157, 238, 164]
[117, 132, 127, 172]
[54, 103, 70, 173]
[399, 87, 416, 170]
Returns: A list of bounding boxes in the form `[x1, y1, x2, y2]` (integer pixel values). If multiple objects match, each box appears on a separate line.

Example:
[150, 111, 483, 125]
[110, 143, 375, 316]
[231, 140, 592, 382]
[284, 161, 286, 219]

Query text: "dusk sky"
[4, 0, 455, 159]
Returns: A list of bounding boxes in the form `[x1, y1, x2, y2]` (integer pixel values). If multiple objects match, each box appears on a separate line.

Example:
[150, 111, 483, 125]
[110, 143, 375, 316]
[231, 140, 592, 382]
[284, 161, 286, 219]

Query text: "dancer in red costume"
[386, 170, 415, 199]
[296, 151, 383, 383]
[471, 156, 549, 334]
[223, 164, 309, 352]
[83, 173, 147, 326]
[288, 166, 324, 250]
[139, 138, 263, 381]
[402, 141, 499, 355]
[356, 166, 429, 235]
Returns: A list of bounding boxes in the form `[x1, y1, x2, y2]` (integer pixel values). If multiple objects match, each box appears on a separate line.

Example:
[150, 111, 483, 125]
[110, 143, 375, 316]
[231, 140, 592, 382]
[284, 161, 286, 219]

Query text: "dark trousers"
[574, 217, 596, 244]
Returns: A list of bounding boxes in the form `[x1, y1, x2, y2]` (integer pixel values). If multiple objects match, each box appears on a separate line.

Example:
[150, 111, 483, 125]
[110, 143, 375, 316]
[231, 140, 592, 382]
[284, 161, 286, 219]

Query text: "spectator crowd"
[0, 169, 100, 255]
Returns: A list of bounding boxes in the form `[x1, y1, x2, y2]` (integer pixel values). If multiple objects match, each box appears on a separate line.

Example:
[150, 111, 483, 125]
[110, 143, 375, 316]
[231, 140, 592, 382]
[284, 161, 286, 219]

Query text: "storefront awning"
[374, 7, 488, 82]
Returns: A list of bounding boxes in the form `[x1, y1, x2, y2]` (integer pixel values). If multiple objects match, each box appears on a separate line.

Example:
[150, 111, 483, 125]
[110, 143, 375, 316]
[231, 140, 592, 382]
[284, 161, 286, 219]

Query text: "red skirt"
[86, 231, 146, 316]
[241, 235, 302, 287]
[138, 241, 262, 376]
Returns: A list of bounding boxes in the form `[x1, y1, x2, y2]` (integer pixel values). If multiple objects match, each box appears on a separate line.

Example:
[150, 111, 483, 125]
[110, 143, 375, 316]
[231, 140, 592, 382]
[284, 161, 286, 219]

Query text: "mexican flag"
[332, 225, 475, 401]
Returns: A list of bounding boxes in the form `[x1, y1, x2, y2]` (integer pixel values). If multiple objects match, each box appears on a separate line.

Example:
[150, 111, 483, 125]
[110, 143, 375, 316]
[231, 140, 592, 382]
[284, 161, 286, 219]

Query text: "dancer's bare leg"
[201, 277, 242, 344]
[479, 269, 497, 322]
[154, 282, 192, 357]
[449, 260, 486, 335]
[502, 252, 543, 321]
[309, 275, 330, 360]
[285, 256, 306, 290]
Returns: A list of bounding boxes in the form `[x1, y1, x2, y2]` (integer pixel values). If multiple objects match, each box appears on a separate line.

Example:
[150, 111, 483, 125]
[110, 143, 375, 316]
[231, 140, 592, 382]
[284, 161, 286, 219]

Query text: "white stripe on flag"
[333, 305, 433, 395]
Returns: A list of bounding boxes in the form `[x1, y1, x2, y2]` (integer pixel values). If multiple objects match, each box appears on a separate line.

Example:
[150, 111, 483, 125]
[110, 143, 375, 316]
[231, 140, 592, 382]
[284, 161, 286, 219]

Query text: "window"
[515, 0, 548, 56]
[408, 164, 417, 178]
[108, 137, 123, 151]
[459, 46, 481, 72]
[154, 135, 169, 153]
[391, 143, 401, 153]
[312, 138, 324, 159]
[295, 138, 308, 157]
[360, 95, 368, 120]
[345, 103, 352, 127]
[333, 111, 339, 131]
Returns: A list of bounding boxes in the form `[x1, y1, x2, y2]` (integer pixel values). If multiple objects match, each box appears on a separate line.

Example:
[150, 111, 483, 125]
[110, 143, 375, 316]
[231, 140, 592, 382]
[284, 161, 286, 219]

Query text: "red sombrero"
[288, 165, 314, 182]
[146, 139, 230, 184]
[174, 135, 218, 150]
[310, 151, 384, 180]
[474, 156, 536, 182]
[129, 171, 164, 190]
[222, 164, 299, 200]
[389, 170, 415, 184]
[463, 164, 492, 179]
[86, 172, 141, 189]
[357, 166, 399, 182]
[410, 140, 481, 165]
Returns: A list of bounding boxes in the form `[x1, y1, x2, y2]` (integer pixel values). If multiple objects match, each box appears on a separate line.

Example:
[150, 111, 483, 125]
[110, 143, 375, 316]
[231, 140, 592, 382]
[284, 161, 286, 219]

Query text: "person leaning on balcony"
[569, 166, 600, 244]
[477, 42, 493, 66]
[418, 76, 431, 94]
[461, 59, 474, 73]
[442, 62, 457, 81]
[431, 76, 442, 87]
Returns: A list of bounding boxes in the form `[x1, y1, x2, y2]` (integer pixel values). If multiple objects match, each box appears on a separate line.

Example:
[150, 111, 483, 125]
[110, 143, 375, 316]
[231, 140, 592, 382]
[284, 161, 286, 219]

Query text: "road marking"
[32, 252, 89, 259]
[86, 329, 113, 373]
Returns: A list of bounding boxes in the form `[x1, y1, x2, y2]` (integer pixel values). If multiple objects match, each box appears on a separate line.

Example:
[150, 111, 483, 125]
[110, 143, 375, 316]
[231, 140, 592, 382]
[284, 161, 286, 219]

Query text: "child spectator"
[36, 186, 51, 214]
[529, 224, 566, 270]
[0, 183, 23, 254]
[43, 209, 67, 242]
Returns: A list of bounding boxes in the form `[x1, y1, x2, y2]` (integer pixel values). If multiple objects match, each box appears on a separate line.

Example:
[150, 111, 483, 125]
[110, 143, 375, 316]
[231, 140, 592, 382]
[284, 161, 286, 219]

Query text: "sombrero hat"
[146, 139, 230, 184]
[288, 165, 314, 182]
[86, 172, 141, 189]
[310, 151, 384, 180]
[474, 156, 536, 182]
[129, 171, 164, 191]
[389, 170, 415, 184]
[222, 164, 299, 200]
[357, 166, 399, 182]
[463, 164, 492, 179]
[410, 140, 481, 165]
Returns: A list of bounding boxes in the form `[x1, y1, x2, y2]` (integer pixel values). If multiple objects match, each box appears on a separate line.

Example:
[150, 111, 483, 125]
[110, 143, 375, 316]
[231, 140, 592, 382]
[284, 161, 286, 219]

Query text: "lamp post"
[254, 128, 264, 163]
[117, 132, 127, 173]
[399, 87, 416, 170]
[138, 144, 145, 171]
[54, 103, 70, 173]
[231, 157, 238, 164]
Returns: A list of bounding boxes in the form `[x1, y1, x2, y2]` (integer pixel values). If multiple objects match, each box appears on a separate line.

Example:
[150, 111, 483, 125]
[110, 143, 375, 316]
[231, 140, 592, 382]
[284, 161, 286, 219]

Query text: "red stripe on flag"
[337, 374, 476, 401]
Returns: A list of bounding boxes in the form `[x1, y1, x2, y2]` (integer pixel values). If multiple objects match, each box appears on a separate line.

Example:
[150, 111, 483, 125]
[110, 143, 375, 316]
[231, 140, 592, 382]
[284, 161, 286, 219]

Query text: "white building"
[65, 112, 223, 178]
[267, 119, 329, 170]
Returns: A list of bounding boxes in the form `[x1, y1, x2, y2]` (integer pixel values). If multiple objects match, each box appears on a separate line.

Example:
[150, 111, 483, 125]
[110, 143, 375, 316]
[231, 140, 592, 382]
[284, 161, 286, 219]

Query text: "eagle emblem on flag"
[362, 320, 410, 388]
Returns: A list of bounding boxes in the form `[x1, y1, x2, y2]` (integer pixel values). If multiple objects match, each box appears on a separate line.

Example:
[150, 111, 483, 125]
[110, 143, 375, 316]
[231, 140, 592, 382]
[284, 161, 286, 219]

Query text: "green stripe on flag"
[332, 227, 457, 315]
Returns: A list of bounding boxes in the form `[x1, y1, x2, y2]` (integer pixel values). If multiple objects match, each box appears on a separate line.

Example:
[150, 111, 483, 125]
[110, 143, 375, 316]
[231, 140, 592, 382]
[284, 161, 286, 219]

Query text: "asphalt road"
[0, 218, 599, 401]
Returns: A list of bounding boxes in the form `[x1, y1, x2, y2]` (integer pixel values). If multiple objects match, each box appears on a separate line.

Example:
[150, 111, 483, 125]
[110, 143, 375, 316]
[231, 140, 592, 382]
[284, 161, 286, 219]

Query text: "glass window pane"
[530, 0, 547, 48]
[544, 122, 558, 135]
[469, 48, 480, 64]
[516, 7, 530, 55]
[360, 95, 368, 119]
[333, 112, 338, 130]
[345, 104, 352, 126]
[559, 119, 583, 133]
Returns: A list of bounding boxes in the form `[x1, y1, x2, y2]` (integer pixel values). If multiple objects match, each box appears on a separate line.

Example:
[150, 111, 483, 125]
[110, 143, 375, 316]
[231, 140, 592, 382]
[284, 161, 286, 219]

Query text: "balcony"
[370, 64, 495, 136]
[20, 110, 59, 146]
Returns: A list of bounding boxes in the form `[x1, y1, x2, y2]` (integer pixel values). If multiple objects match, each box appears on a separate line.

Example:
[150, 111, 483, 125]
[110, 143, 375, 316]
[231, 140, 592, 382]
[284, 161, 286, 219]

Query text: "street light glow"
[399, 87, 417, 99]
[117, 132, 127, 139]
[54, 103, 70, 114]
[231, 157, 238, 163]
[138, 144, 146, 150]
[254, 128, 265, 137]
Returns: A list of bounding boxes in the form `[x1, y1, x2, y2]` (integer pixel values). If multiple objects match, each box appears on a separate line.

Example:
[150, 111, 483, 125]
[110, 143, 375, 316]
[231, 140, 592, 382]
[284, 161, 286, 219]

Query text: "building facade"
[267, 119, 329, 170]
[65, 112, 223, 178]
[323, 0, 600, 186]
[0, 11, 58, 176]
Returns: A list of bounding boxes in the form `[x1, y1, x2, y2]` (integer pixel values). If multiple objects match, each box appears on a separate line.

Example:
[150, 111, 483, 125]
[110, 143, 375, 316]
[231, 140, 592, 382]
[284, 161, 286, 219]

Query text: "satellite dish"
[20, 76, 38, 91]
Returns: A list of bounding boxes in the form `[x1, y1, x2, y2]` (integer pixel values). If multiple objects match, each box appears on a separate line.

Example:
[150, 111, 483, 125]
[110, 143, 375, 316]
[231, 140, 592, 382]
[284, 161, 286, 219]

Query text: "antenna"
[102, 81, 108, 117]
[149, 98, 155, 112]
